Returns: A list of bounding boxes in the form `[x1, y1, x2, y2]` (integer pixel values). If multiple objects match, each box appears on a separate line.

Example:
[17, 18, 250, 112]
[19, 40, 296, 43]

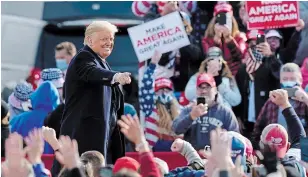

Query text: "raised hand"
[190, 103, 208, 120]
[256, 42, 272, 57]
[230, 156, 245, 177]
[42, 126, 60, 150]
[24, 128, 44, 164]
[269, 89, 290, 109]
[117, 114, 144, 145]
[207, 60, 220, 76]
[171, 138, 184, 152]
[2, 133, 29, 177]
[296, 19, 305, 32]
[204, 128, 233, 177]
[55, 136, 80, 170]
[293, 87, 308, 104]
[151, 50, 162, 65]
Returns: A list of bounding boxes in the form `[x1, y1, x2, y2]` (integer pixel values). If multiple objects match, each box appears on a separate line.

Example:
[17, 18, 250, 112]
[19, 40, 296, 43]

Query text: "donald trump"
[52, 21, 131, 176]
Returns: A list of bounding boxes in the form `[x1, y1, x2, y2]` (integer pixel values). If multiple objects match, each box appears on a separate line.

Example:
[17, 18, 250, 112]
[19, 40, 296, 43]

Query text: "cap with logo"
[196, 73, 216, 87]
[154, 78, 173, 92]
[214, 2, 233, 16]
[246, 30, 265, 41]
[260, 124, 288, 158]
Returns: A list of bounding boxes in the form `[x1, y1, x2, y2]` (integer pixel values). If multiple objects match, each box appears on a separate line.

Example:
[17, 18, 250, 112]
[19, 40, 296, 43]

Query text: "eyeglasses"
[198, 85, 212, 91]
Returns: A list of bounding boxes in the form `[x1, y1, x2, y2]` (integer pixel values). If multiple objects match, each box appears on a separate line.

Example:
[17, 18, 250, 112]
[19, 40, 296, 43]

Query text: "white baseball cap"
[265, 30, 283, 39]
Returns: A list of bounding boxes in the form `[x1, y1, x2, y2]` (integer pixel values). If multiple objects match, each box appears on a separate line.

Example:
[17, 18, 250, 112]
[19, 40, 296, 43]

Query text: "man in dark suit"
[52, 21, 131, 176]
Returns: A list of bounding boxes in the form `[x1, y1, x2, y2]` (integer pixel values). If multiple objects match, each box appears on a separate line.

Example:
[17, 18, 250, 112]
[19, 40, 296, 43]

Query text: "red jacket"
[202, 33, 247, 76]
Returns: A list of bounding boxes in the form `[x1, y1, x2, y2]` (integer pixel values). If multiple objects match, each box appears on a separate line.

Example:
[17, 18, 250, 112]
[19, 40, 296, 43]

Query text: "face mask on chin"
[281, 81, 298, 88]
[56, 59, 68, 71]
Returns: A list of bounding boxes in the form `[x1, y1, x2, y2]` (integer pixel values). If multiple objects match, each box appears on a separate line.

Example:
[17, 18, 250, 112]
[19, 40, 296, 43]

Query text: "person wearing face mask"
[7, 82, 33, 119]
[202, 2, 247, 76]
[234, 29, 282, 139]
[172, 72, 239, 151]
[265, 19, 305, 65]
[252, 63, 308, 150]
[185, 47, 241, 109]
[140, 50, 182, 152]
[55, 42, 77, 73]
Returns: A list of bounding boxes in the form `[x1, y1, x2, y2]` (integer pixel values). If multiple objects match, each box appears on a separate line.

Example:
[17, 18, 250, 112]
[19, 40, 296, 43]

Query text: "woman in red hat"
[139, 51, 182, 152]
[202, 2, 247, 76]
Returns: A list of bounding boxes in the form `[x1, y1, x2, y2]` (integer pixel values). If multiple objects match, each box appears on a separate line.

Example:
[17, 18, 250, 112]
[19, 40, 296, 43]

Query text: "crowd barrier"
[1, 152, 188, 171]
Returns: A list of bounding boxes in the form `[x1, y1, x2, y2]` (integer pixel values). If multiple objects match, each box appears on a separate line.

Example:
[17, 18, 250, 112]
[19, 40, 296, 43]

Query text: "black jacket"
[234, 55, 282, 129]
[277, 31, 302, 64]
[60, 45, 125, 161]
[44, 103, 64, 139]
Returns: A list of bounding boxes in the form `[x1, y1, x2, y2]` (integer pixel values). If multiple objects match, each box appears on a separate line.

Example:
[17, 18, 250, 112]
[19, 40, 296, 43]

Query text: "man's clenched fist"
[115, 72, 131, 85]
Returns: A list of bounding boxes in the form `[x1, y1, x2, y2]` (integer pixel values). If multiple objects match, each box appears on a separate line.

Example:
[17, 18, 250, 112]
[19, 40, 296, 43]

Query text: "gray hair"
[280, 63, 301, 73]
[83, 21, 118, 45]
[280, 63, 303, 80]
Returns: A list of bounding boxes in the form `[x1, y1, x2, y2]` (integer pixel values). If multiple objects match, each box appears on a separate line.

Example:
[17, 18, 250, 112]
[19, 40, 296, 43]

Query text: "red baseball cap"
[154, 78, 173, 92]
[246, 30, 264, 41]
[244, 137, 253, 158]
[214, 2, 233, 16]
[197, 73, 216, 87]
[260, 124, 288, 158]
[113, 157, 140, 174]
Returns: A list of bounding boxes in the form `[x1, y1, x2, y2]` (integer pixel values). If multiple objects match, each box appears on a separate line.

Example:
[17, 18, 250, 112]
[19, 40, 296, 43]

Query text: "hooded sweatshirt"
[10, 81, 60, 154]
[172, 103, 239, 150]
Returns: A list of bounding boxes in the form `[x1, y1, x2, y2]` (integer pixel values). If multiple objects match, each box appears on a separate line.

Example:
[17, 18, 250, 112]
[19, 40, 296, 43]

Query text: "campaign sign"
[128, 12, 190, 62]
[246, 1, 299, 30]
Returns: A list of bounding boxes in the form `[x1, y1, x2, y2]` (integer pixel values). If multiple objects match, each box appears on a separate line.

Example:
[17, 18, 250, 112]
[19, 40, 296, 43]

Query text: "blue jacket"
[165, 167, 205, 177]
[10, 81, 60, 154]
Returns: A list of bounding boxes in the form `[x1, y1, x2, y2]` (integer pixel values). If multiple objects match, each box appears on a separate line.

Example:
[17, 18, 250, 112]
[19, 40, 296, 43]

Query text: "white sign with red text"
[128, 12, 191, 62]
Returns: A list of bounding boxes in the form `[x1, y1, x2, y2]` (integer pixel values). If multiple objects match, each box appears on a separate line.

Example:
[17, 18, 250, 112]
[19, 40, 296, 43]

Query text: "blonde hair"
[204, 16, 240, 38]
[55, 42, 77, 56]
[84, 21, 118, 45]
[199, 58, 233, 79]
[156, 99, 180, 132]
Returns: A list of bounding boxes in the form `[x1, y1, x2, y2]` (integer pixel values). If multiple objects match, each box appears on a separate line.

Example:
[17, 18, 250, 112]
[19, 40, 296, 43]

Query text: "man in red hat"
[172, 73, 239, 151]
